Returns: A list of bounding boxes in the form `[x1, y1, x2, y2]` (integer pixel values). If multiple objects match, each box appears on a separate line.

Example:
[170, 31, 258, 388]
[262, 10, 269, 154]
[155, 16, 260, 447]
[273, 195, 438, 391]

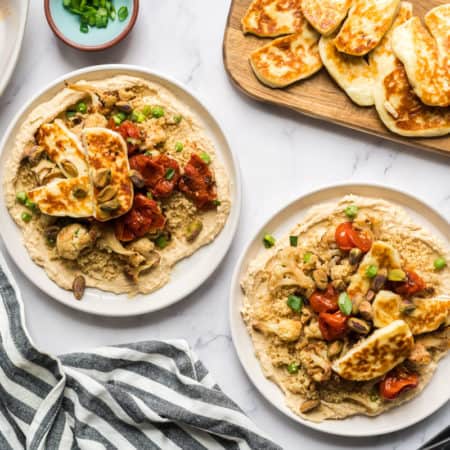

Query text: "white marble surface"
[0, 1, 449, 449]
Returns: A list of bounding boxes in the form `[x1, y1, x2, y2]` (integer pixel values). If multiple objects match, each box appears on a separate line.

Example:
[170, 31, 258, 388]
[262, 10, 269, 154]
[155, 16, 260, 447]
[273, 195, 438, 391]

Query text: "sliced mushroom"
[125, 251, 161, 282]
[23, 144, 46, 165]
[44, 225, 60, 246]
[312, 268, 328, 290]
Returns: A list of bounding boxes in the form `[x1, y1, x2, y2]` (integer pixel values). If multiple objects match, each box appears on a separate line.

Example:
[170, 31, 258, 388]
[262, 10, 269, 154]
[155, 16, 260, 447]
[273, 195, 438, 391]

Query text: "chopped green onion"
[212, 199, 221, 207]
[303, 252, 312, 263]
[144, 151, 152, 156]
[287, 294, 303, 312]
[173, 114, 183, 124]
[25, 199, 37, 211]
[131, 110, 146, 123]
[142, 105, 152, 116]
[338, 292, 353, 316]
[263, 233, 276, 248]
[16, 191, 27, 205]
[175, 142, 184, 152]
[344, 205, 359, 219]
[117, 6, 128, 21]
[365, 265, 378, 279]
[200, 152, 211, 164]
[76, 101, 87, 113]
[21, 212, 32, 223]
[146, 191, 153, 199]
[287, 362, 299, 374]
[289, 236, 298, 247]
[155, 234, 169, 249]
[112, 112, 126, 125]
[151, 106, 165, 118]
[434, 257, 447, 271]
[80, 23, 89, 33]
[165, 168, 175, 180]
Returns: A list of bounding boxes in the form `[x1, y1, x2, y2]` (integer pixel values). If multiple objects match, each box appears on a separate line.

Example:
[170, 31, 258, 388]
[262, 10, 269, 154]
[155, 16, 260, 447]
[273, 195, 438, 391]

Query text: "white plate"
[0, 65, 241, 317]
[229, 183, 449, 437]
[0, 0, 28, 96]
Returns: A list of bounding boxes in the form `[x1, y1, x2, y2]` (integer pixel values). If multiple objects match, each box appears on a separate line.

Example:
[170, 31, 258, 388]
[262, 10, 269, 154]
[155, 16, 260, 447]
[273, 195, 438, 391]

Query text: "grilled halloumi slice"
[347, 241, 402, 300]
[372, 291, 450, 335]
[335, 0, 400, 56]
[249, 25, 322, 88]
[319, 35, 375, 106]
[242, 0, 303, 37]
[332, 320, 414, 381]
[371, 2, 450, 137]
[392, 5, 450, 107]
[301, 0, 351, 36]
[28, 120, 94, 218]
[82, 128, 133, 222]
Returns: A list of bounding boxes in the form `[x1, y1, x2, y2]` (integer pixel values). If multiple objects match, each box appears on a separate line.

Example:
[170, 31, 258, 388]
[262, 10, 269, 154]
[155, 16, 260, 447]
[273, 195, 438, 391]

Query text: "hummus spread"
[5, 75, 230, 298]
[241, 195, 450, 421]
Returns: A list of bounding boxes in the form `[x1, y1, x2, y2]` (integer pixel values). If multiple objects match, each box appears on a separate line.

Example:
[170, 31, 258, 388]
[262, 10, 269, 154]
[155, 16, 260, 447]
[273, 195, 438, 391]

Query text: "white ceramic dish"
[229, 183, 449, 437]
[0, 0, 28, 96]
[0, 65, 241, 317]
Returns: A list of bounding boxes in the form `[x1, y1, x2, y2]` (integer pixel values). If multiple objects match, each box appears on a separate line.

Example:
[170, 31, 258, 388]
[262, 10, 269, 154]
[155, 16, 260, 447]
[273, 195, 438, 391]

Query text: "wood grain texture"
[223, 0, 450, 156]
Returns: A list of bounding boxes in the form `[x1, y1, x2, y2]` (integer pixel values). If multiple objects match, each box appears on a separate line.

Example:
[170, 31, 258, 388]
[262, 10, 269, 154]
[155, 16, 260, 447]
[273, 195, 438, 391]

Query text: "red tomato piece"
[335, 222, 372, 253]
[108, 119, 142, 154]
[394, 270, 426, 296]
[318, 311, 348, 341]
[379, 369, 419, 400]
[309, 284, 339, 313]
[115, 194, 166, 242]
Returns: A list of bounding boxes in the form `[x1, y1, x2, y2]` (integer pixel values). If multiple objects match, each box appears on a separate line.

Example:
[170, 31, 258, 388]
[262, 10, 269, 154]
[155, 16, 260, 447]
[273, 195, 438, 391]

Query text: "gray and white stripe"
[0, 256, 281, 450]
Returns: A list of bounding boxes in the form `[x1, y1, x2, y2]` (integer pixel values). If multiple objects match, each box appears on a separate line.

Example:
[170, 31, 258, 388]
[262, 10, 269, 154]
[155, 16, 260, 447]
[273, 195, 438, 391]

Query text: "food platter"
[229, 183, 449, 436]
[223, 0, 450, 157]
[0, 0, 28, 97]
[0, 65, 241, 317]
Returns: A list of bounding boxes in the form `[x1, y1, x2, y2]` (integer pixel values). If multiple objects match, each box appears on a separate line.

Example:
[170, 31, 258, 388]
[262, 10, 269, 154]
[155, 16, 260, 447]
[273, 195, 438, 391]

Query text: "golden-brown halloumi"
[335, 0, 400, 56]
[249, 25, 322, 88]
[242, 0, 303, 37]
[301, 0, 351, 36]
[372, 291, 450, 335]
[392, 5, 450, 107]
[332, 320, 414, 381]
[82, 128, 134, 222]
[319, 34, 375, 106]
[371, 2, 450, 137]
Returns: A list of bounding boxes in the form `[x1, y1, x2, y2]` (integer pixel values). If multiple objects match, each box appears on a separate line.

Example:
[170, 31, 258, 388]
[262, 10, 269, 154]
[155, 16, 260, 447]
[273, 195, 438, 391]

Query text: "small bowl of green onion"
[44, 0, 138, 51]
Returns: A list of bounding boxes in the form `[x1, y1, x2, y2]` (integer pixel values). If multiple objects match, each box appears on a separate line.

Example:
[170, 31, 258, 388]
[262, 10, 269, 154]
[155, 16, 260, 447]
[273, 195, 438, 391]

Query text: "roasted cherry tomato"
[379, 369, 419, 400]
[335, 222, 372, 253]
[318, 311, 348, 341]
[108, 119, 142, 154]
[115, 194, 166, 242]
[309, 284, 339, 313]
[394, 270, 426, 296]
[178, 154, 217, 210]
[129, 154, 180, 198]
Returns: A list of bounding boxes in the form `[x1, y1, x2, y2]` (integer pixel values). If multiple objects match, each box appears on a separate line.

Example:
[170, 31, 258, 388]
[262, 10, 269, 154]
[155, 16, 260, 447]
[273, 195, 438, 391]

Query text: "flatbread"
[319, 34, 374, 106]
[392, 5, 450, 107]
[371, 2, 450, 137]
[250, 24, 322, 88]
[335, 0, 400, 56]
[241, 0, 303, 37]
[301, 0, 351, 36]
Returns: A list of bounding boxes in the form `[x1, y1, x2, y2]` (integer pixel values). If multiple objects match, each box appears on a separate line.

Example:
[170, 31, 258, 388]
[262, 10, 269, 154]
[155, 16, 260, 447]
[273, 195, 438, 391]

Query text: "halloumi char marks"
[392, 5, 450, 107]
[82, 128, 133, 222]
[332, 320, 414, 381]
[250, 25, 322, 88]
[319, 35, 375, 106]
[372, 291, 450, 335]
[242, 0, 303, 37]
[27, 120, 93, 218]
[302, 0, 351, 36]
[371, 2, 450, 137]
[335, 0, 400, 56]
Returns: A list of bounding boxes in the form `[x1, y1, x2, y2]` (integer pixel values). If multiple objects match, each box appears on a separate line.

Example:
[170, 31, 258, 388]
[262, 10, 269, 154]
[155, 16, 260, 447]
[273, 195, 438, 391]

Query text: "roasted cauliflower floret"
[303, 318, 322, 339]
[56, 224, 94, 260]
[126, 238, 156, 259]
[299, 343, 331, 383]
[253, 319, 302, 342]
[407, 343, 432, 367]
[84, 112, 108, 128]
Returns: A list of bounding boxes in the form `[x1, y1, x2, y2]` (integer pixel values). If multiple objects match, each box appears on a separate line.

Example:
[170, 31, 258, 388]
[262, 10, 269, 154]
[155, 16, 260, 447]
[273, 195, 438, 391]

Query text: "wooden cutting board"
[223, 0, 450, 156]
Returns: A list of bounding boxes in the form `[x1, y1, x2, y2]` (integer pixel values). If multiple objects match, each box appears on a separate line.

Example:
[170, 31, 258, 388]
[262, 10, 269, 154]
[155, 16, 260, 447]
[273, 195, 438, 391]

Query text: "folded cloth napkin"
[0, 256, 281, 450]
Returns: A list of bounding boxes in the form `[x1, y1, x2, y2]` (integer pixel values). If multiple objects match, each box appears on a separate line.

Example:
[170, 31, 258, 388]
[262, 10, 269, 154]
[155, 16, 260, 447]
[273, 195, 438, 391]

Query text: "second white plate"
[229, 183, 449, 437]
[0, 65, 241, 317]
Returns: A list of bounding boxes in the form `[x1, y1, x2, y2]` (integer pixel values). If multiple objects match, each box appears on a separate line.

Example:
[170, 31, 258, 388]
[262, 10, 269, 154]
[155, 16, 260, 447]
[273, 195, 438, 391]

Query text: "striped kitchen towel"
[0, 256, 281, 450]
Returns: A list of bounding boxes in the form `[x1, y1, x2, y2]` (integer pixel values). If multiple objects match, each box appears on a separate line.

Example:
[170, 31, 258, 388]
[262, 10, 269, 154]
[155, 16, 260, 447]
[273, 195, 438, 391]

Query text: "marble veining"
[0, 1, 448, 449]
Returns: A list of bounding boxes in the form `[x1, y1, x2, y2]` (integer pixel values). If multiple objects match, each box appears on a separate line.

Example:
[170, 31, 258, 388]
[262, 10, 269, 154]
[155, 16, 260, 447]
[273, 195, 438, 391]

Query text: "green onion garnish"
[151, 106, 165, 118]
[290, 236, 298, 247]
[117, 6, 128, 21]
[365, 265, 378, 278]
[338, 292, 353, 316]
[16, 191, 27, 205]
[287, 294, 303, 312]
[263, 234, 276, 248]
[165, 168, 175, 180]
[344, 205, 359, 219]
[303, 252, 312, 263]
[287, 362, 299, 374]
